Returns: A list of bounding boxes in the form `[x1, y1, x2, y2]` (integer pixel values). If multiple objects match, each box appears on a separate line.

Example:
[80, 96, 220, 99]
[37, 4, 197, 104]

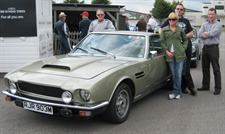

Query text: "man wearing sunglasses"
[88, 8, 115, 33]
[160, 3, 197, 96]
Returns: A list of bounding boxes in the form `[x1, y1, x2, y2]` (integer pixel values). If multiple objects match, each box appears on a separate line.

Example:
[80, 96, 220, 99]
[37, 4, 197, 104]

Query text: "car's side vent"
[42, 65, 70, 71]
[135, 71, 145, 79]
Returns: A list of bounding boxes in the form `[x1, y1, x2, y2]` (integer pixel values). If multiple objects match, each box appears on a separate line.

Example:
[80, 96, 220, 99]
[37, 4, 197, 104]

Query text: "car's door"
[145, 35, 170, 90]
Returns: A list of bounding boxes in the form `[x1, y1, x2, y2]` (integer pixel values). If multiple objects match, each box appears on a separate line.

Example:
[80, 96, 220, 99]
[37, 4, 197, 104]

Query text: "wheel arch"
[116, 78, 135, 102]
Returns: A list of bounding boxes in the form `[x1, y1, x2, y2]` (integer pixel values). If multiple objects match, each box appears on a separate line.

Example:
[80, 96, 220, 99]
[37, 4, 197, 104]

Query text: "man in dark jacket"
[79, 11, 91, 41]
[160, 3, 197, 96]
[54, 12, 71, 54]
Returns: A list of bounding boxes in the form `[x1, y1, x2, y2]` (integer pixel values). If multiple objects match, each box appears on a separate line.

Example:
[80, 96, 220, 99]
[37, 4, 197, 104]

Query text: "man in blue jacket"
[54, 12, 71, 54]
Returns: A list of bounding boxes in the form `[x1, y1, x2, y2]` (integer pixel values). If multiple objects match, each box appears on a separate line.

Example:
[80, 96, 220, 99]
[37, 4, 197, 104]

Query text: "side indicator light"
[5, 96, 12, 101]
[79, 111, 91, 117]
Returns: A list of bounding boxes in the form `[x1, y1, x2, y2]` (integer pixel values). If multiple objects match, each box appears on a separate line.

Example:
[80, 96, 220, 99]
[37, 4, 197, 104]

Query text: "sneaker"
[175, 94, 181, 99]
[169, 94, 176, 100]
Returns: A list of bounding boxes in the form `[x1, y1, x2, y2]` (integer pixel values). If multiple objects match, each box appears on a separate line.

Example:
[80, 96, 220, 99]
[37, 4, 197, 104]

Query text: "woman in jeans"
[160, 12, 188, 99]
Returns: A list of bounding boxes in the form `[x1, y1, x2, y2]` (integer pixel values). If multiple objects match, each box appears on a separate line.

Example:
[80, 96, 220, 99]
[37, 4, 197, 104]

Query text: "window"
[149, 35, 163, 54]
[215, 5, 224, 10]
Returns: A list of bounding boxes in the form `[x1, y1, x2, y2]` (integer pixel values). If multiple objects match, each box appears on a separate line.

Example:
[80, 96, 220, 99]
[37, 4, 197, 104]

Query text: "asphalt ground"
[0, 33, 225, 134]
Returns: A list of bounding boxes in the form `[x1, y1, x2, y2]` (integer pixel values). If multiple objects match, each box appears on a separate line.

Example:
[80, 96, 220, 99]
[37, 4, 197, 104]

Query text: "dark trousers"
[182, 41, 195, 90]
[58, 38, 71, 55]
[201, 45, 221, 91]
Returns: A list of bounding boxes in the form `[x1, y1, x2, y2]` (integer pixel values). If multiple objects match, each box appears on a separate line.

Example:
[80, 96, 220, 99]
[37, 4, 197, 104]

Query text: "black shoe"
[182, 88, 188, 94]
[189, 88, 197, 96]
[214, 90, 221, 95]
[197, 87, 209, 91]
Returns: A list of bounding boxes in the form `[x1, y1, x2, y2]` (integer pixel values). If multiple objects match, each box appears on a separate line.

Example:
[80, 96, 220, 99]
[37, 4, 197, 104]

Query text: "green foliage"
[63, 0, 80, 3]
[80, 0, 84, 4]
[91, 0, 111, 4]
[171, 1, 179, 11]
[152, 0, 173, 22]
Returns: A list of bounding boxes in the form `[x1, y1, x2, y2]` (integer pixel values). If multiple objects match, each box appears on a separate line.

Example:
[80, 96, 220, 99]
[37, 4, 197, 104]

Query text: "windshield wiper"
[90, 47, 116, 59]
[76, 47, 93, 55]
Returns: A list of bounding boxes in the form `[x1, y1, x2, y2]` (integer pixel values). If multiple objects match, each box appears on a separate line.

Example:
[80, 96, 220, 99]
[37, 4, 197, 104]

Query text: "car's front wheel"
[102, 83, 132, 124]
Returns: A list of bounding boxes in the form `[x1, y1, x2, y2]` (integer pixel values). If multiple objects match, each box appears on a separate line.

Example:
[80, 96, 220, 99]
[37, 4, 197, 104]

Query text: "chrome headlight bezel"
[62, 91, 73, 104]
[192, 45, 196, 53]
[9, 82, 17, 94]
[79, 89, 90, 102]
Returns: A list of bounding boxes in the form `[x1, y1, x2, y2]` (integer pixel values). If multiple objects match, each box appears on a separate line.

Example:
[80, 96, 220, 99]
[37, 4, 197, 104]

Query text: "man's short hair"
[96, 8, 105, 13]
[177, 3, 184, 7]
[209, 8, 217, 14]
[147, 14, 152, 17]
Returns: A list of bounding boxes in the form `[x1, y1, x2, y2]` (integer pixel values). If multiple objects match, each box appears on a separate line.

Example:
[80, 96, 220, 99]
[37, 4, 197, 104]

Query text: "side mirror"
[149, 50, 157, 58]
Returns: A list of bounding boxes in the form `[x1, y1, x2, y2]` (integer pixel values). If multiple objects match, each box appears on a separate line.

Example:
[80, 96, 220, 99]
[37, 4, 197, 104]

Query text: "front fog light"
[80, 90, 90, 101]
[9, 83, 17, 94]
[62, 91, 72, 104]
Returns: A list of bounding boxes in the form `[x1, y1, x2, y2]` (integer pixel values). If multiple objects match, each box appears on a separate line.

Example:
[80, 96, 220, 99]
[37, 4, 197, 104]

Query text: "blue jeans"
[168, 58, 184, 96]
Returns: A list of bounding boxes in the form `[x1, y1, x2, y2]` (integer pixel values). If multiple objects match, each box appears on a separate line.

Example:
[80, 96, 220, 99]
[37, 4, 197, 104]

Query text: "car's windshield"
[72, 33, 146, 58]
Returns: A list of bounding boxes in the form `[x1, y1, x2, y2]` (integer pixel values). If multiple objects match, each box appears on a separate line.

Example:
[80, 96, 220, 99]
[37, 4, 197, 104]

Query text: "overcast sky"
[54, 0, 212, 13]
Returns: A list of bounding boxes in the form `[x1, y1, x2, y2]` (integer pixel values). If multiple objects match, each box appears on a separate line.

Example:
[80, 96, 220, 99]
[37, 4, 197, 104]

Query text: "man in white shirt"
[146, 14, 158, 32]
[88, 8, 115, 33]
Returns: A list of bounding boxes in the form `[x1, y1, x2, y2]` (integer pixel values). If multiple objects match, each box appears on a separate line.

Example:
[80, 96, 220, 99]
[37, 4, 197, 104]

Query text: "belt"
[204, 44, 218, 48]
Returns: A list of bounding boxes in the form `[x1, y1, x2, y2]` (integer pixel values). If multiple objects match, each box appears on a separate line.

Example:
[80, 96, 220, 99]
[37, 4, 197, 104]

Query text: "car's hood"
[19, 55, 131, 79]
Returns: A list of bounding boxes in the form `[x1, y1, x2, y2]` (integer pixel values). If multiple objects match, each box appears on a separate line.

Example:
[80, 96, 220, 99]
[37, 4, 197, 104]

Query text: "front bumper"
[2, 90, 109, 117]
[191, 57, 197, 61]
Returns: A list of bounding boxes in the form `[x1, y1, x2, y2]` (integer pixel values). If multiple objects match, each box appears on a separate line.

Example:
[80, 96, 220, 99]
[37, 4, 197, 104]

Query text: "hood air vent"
[42, 65, 70, 71]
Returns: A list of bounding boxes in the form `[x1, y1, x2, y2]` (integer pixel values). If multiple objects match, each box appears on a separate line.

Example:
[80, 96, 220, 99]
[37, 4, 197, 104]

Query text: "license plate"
[23, 101, 53, 115]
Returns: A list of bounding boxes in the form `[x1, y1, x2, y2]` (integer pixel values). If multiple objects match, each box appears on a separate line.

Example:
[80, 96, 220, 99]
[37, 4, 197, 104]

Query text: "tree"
[152, 0, 173, 24]
[80, 0, 84, 4]
[91, 0, 111, 4]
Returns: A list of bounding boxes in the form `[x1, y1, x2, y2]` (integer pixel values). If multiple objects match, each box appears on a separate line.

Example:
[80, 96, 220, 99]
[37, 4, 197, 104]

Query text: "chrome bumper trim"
[2, 90, 109, 110]
[191, 57, 197, 61]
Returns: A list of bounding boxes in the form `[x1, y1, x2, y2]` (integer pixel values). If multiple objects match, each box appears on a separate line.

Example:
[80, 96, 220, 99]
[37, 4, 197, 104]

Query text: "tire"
[164, 78, 173, 90]
[102, 83, 132, 124]
[198, 54, 201, 60]
[191, 60, 197, 68]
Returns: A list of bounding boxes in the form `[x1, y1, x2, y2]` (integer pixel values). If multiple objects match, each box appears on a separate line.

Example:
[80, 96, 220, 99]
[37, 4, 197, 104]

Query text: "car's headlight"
[192, 45, 196, 53]
[80, 90, 90, 102]
[62, 91, 72, 104]
[9, 82, 17, 94]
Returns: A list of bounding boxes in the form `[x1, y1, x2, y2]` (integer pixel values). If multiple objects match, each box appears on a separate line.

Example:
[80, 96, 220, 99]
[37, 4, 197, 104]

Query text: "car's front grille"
[17, 81, 64, 98]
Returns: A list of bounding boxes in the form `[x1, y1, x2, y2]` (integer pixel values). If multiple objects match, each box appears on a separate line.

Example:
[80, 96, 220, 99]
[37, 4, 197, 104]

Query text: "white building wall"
[184, 0, 225, 26]
[184, 12, 203, 26]
[0, 37, 39, 72]
[0, 0, 53, 73]
[37, 0, 53, 59]
[201, 0, 225, 25]
[203, 0, 225, 15]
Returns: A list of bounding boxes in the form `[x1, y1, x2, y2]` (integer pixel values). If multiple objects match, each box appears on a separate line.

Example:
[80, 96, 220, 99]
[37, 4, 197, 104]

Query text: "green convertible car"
[2, 31, 171, 123]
